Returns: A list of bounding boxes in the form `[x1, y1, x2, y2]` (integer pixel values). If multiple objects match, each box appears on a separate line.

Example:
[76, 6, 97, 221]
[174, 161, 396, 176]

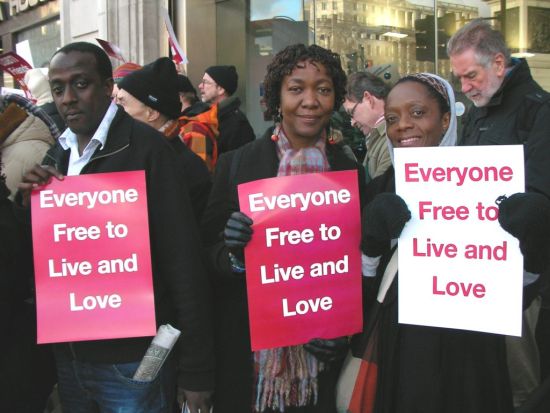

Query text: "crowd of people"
[1, 18, 550, 413]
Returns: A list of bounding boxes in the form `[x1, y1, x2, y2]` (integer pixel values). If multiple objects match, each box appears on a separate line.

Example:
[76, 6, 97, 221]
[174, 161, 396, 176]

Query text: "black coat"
[217, 96, 256, 154]
[201, 130, 366, 412]
[167, 131, 212, 221]
[460, 59, 550, 198]
[40, 106, 215, 390]
[362, 167, 513, 413]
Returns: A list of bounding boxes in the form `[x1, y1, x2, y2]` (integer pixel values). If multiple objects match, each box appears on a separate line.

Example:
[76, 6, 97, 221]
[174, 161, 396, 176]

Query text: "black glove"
[224, 211, 253, 261]
[497, 192, 550, 274]
[361, 193, 411, 257]
[303, 337, 349, 363]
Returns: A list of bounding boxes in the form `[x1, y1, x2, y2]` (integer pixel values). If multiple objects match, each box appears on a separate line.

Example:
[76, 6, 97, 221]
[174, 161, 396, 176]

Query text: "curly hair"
[263, 44, 347, 118]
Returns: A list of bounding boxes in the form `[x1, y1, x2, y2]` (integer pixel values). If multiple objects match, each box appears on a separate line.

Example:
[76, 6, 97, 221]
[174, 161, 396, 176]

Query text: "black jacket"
[460, 58, 550, 197]
[201, 130, 366, 412]
[41, 107, 214, 390]
[217, 96, 255, 154]
[362, 167, 513, 413]
[166, 129, 212, 221]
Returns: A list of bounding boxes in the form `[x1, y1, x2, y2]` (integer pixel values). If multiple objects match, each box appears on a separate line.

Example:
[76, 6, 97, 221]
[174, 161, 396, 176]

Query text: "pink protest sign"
[0, 51, 33, 98]
[238, 170, 362, 350]
[31, 171, 156, 344]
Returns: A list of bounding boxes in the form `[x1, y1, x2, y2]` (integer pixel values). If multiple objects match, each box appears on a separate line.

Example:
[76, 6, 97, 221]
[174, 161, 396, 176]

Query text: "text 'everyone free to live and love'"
[402, 161, 517, 300]
[39, 187, 140, 312]
[238, 171, 363, 349]
[247, 185, 354, 318]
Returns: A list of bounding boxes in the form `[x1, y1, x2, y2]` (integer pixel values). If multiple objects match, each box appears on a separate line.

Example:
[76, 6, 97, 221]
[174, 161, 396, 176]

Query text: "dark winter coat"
[361, 167, 513, 413]
[201, 129, 366, 412]
[40, 106, 215, 390]
[165, 126, 212, 221]
[217, 96, 256, 154]
[460, 58, 550, 198]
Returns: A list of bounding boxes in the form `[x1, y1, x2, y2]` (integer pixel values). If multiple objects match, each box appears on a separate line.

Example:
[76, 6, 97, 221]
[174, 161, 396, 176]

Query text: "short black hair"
[264, 44, 347, 118]
[393, 76, 450, 116]
[51, 42, 113, 81]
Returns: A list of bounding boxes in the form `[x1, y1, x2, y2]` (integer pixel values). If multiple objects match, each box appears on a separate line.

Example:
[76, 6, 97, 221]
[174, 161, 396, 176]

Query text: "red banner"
[31, 171, 156, 344]
[238, 170, 363, 350]
[0, 52, 33, 98]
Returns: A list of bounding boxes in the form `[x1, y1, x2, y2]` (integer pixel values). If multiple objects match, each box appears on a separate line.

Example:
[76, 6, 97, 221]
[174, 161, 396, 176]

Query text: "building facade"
[0, 0, 549, 134]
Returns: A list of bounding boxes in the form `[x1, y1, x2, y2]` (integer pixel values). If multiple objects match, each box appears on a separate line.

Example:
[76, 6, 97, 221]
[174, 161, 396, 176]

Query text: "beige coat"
[363, 121, 391, 180]
[1, 113, 55, 199]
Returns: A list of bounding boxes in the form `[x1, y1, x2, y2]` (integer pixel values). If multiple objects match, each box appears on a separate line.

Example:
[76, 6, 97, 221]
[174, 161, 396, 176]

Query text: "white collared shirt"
[58, 102, 119, 176]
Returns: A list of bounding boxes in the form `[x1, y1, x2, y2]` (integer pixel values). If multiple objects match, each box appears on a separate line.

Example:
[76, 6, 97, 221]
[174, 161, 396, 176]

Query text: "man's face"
[343, 93, 381, 136]
[450, 48, 505, 107]
[49, 51, 113, 140]
[116, 88, 150, 124]
[198, 73, 223, 104]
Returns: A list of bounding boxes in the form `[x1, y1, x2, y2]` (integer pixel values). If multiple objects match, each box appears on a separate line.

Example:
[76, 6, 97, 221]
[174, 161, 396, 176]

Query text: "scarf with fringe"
[253, 124, 329, 412]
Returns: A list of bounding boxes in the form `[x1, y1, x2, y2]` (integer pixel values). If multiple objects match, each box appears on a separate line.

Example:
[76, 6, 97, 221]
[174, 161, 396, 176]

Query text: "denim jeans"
[54, 346, 176, 413]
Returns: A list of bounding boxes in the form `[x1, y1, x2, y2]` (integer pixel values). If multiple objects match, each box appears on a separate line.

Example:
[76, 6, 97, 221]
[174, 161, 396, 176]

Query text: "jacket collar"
[45, 105, 133, 173]
[217, 95, 241, 117]
[486, 58, 532, 108]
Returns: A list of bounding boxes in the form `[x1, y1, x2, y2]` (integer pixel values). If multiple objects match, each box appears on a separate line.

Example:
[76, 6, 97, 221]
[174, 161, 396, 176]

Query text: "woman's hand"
[361, 193, 411, 257]
[224, 211, 253, 261]
[497, 192, 550, 273]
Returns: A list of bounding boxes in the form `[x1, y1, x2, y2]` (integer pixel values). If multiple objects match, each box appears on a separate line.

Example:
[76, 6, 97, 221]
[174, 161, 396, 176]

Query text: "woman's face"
[280, 60, 335, 148]
[385, 81, 450, 148]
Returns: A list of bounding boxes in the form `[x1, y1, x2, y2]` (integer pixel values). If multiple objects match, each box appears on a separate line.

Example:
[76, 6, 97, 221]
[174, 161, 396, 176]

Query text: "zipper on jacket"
[80, 143, 130, 174]
[69, 342, 77, 360]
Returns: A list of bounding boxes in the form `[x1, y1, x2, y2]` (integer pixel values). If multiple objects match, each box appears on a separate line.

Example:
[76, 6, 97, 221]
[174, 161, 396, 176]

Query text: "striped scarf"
[2, 93, 62, 139]
[253, 124, 330, 412]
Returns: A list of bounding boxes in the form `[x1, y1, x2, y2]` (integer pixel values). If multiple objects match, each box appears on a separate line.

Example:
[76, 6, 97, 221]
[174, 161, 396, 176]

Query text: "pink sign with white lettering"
[238, 170, 363, 351]
[31, 171, 156, 344]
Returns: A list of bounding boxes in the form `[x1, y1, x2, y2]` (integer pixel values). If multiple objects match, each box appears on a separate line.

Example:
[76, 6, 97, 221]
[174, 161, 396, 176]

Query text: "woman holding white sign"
[202, 44, 366, 413]
[345, 73, 514, 413]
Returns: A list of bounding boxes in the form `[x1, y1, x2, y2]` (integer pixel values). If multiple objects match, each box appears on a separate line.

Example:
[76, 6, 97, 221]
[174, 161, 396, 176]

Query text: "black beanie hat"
[118, 57, 181, 119]
[205, 65, 238, 95]
[177, 74, 196, 95]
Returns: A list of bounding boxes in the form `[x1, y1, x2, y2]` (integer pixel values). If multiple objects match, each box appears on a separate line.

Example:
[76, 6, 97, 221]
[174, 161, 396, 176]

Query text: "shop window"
[245, 0, 497, 133]
[15, 18, 60, 68]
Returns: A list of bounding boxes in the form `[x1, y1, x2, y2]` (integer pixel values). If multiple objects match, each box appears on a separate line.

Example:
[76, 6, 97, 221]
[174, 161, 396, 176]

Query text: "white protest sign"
[395, 145, 524, 336]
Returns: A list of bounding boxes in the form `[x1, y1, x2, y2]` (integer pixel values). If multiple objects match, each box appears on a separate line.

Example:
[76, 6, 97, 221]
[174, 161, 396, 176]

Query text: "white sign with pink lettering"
[394, 145, 524, 336]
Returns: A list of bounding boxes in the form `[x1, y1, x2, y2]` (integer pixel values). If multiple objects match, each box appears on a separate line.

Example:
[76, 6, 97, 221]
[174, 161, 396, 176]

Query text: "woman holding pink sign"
[343, 73, 515, 413]
[202, 44, 366, 413]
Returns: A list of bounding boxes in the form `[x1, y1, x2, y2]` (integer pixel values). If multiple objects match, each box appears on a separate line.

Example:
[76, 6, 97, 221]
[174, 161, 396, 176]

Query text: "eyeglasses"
[347, 100, 362, 118]
[199, 79, 215, 86]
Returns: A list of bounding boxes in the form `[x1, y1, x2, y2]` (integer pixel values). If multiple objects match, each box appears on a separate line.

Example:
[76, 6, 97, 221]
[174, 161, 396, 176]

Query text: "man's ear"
[217, 85, 227, 100]
[147, 108, 161, 122]
[493, 53, 506, 77]
[363, 91, 376, 109]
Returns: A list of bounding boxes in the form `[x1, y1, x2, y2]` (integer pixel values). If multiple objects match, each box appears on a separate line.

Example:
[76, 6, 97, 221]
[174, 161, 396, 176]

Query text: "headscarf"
[386, 72, 458, 164]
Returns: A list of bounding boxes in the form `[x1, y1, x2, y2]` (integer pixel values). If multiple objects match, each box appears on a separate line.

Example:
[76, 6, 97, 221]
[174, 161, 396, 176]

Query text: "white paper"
[16, 40, 34, 68]
[394, 145, 524, 336]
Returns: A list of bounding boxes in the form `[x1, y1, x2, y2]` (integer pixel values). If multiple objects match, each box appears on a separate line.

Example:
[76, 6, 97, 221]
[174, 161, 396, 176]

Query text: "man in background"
[199, 65, 255, 154]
